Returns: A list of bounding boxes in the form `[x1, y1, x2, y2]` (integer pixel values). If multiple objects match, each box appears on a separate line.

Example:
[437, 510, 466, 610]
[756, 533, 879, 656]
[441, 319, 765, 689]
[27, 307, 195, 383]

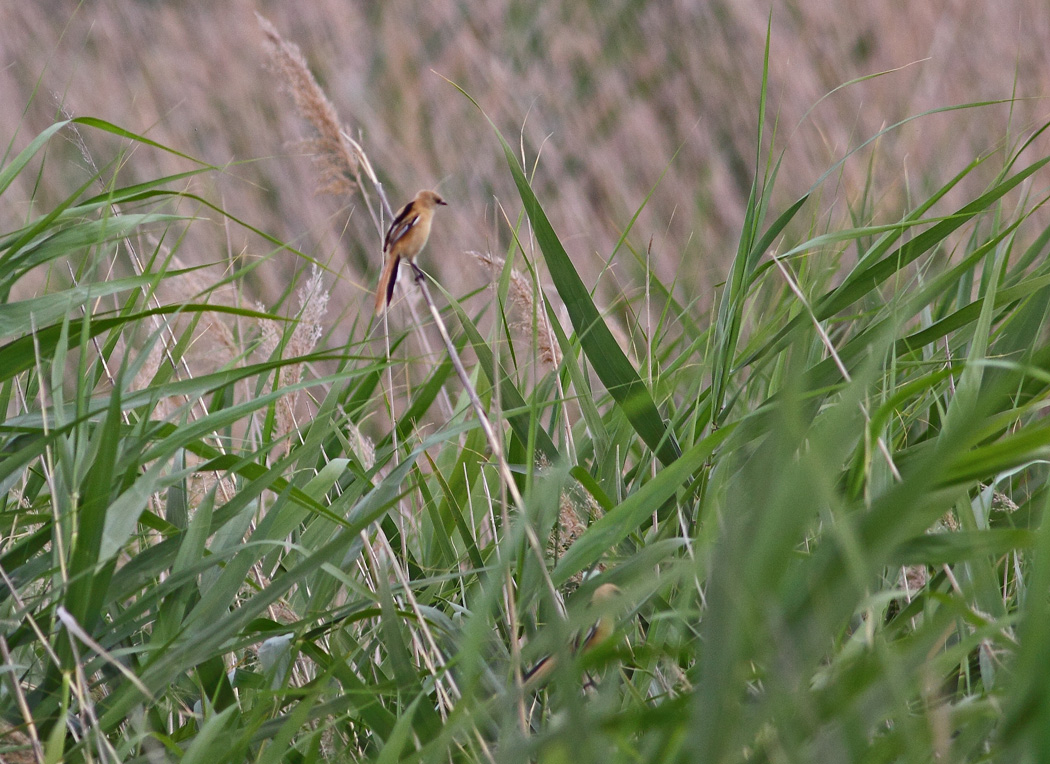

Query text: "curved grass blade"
[444, 77, 681, 466]
[499, 143, 681, 466]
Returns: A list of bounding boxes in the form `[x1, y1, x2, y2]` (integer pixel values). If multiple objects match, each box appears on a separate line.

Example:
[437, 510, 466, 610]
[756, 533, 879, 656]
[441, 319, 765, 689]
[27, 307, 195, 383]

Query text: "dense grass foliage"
[4, 85, 1050, 764]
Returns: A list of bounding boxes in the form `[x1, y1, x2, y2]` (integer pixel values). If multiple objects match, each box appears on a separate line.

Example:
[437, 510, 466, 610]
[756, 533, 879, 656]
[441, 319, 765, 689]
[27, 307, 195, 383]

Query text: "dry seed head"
[472, 250, 562, 368]
[344, 417, 376, 471]
[258, 13, 359, 197]
[273, 266, 330, 451]
[900, 565, 928, 594]
[287, 264, 328, 358]
[991, 490, 1018, 514]
[254, 266, 330, 455]
[553, 487, 605, 590]
[256, 300, 282, 361]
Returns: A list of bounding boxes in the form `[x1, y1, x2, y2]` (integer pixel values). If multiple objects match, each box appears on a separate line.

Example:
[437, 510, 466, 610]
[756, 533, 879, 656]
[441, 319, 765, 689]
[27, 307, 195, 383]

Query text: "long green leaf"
[498, 140, 681, 466]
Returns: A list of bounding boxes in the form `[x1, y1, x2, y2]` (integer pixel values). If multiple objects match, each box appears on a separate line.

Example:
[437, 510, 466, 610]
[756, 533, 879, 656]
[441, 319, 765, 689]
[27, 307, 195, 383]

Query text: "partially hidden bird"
[523, 583, 623, 685]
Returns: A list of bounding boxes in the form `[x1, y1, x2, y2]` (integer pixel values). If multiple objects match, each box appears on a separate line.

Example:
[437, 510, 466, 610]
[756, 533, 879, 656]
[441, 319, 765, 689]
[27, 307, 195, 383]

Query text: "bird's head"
[416, 189, 447, 208]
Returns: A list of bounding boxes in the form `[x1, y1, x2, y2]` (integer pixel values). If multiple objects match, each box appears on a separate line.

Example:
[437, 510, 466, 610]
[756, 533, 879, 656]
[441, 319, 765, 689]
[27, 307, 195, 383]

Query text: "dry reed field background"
[5, 1, 1049, 312]
[6, 2, 1050, 762]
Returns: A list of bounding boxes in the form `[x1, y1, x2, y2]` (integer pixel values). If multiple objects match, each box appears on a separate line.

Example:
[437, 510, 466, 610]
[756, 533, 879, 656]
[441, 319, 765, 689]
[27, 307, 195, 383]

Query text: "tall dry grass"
[4, 1, 1048, 321]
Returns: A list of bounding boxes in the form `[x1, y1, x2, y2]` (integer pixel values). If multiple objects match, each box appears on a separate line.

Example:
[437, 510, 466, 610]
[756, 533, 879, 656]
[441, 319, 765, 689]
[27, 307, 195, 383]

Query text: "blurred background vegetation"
[5, 1, 1048, 313]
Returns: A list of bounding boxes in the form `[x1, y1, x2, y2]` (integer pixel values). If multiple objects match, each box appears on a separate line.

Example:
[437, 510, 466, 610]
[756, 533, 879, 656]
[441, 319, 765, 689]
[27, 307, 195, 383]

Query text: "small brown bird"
[523, 583, 622, 686]
[374, 189, 447, 315]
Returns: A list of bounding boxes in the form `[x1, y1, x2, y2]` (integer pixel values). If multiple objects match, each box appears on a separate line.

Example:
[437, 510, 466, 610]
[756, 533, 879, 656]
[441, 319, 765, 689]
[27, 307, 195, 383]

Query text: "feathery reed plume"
[552, 487, 604, 590]
[257, 265, 329, 454]
[344, 416, 376, 471]
[472, 250, 562, 368]
[258, 13, 359, 198]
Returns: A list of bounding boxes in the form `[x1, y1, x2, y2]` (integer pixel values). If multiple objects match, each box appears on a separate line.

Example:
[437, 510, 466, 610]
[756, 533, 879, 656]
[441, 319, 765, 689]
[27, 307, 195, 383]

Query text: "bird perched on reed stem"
[523, 583, 623, 686]
[374, 189, 447, 315]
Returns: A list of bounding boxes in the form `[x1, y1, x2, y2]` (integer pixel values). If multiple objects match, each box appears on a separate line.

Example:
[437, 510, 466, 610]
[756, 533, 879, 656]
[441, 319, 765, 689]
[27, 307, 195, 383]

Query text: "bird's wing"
[384, 203, 421, 252]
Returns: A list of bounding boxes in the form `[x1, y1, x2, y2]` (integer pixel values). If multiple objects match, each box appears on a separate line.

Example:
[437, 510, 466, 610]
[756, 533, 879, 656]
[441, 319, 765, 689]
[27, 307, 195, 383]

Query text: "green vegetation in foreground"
[4, 82, 1050, 764]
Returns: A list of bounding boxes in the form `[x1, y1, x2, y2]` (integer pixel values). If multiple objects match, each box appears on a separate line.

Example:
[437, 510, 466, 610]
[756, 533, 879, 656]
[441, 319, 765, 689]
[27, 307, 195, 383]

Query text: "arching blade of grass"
[447, 79, 682, 467]
[0, 121, 69, 195]
[498, 142, 682, 466]
[892, 528, 1034, 565]
[710, 22, 809, 429]
[711, 191, 808, 425]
